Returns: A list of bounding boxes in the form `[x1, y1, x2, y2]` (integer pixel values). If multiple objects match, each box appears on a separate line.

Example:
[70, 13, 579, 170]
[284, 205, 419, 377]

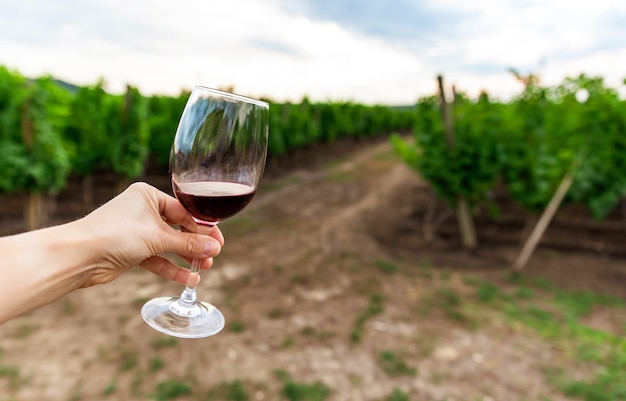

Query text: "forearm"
[0, 219, 97, 323]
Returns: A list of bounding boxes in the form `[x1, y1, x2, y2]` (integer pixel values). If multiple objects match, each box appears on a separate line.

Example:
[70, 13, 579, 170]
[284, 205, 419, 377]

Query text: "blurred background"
[1, 1, 626, 400]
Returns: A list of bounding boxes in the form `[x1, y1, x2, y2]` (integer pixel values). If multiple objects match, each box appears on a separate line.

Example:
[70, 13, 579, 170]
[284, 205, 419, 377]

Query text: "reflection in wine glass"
[141, 86, 268, 338]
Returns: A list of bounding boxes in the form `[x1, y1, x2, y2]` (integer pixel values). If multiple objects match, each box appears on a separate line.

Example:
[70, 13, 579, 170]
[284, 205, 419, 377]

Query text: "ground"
[0, 138, 625, 401]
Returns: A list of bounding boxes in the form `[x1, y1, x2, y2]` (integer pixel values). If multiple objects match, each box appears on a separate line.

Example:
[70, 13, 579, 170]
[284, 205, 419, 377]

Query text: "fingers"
[182, 223, 225, 247]
[140, 256, 197, 285]
[148, 190, 222, 258]
[153, 187, 225, 248]
[140, 256, 213, 285]
[181, 256, 214, 270]
[156, 189, 198, 233]
[201, 225, 225, 247]
[163, 231, 221, 260]
[96, 183, 224, 287]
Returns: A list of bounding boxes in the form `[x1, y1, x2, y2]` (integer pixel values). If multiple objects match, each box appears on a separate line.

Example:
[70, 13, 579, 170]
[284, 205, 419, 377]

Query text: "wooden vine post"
[512, 159, 580, 271]
[20, 99, 47, 231]
[116, 86, 134, 194]
[437, 75, 477, 250]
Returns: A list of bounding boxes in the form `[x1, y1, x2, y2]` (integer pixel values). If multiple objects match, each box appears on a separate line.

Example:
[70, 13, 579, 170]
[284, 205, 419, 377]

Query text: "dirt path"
[0, 140, 624, 400]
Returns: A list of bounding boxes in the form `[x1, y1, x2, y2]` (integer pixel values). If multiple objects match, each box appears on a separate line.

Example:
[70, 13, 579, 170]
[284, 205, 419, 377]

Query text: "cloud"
[275, 0, 462, 45]
[246, 39, 303, 57]
[271, 0, 626, 94]
[0, 0, 437, 104]
[0, 0, 624, 104]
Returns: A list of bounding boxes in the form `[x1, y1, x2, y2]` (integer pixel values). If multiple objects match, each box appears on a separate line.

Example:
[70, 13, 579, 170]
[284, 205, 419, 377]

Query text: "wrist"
[0, 220, 100, 323]
[44, 218, 104, 288]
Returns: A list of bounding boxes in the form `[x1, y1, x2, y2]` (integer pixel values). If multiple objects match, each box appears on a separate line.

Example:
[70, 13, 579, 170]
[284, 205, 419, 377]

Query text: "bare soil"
[1, 139, 625, 401]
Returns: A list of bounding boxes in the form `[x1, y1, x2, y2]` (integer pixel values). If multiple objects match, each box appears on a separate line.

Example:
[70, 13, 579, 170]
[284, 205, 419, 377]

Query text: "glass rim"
[193, 85, 269, 108]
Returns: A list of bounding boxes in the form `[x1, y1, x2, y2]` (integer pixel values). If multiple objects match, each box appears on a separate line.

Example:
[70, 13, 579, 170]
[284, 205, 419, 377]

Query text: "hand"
[77, 182, 224, 287]
[0, 182, 224, 324]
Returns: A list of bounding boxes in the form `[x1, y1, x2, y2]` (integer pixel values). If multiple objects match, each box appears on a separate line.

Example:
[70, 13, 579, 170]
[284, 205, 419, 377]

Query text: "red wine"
[173, 181, 256, 223]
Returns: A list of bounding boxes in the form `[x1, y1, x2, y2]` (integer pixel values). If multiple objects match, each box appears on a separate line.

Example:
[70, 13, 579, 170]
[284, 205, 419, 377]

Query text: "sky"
[1, 0, 625, 105]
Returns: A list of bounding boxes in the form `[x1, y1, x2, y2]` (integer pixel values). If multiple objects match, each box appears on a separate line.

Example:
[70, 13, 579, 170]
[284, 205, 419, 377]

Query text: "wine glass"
[141, 86, 269, 338]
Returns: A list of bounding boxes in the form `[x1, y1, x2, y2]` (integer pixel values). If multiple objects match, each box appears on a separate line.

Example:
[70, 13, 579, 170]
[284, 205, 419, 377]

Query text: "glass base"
[141, 296, 225, 338]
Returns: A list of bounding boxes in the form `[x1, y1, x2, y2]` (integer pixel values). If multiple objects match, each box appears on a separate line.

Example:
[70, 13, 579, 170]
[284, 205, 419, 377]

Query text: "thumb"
[161, 231, 221, 259]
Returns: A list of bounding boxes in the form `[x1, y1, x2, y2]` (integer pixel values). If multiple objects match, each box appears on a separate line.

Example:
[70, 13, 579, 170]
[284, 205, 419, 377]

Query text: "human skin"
[0, 182, 224, 324]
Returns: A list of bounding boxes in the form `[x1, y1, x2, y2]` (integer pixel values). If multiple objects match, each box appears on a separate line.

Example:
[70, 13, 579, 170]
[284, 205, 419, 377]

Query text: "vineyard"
[395, 75, 626, 221]
[389, 74, 626, 273]
[0, 65, 414, 232]
[1, 66, 626, 400]
[2, 66, 625, 256]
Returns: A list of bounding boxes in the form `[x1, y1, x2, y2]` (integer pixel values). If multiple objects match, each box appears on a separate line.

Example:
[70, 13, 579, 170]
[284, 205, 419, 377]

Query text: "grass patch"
[402, 261, 626, 400]
[267, 308, 285, 319]
[290, 274, 311, 285]
[384, 387, 411, 401]
[229, 320, 246, 333]
[411, 276, 486, 329]
[374, 260, 398, 274]
[300, 326, 335, 341]
[561, 371, 626, 401]
[474, 272, 626, 400]
[553, 289, 623, 317]
[554, 329, 626, 400]
[150, 356, 165, 373]
[350, 292, 385, 344]
[205, 380, 251, 401]
[0, 365, 19, 378]
[0, 365, 22, 390]
[431, 287, 478, 329]
[513, 287, 535, 300]
[11, 323, 39, 338]
[300, 326, 316, 336]
[132, 370, 145, 397]
[475, 282, 503, 303]
[275, 370, 331, 401]
[282, 337, 296, 348]
[151, 337, 179, 349]
[102, 379, 117, 396]
[119, 349, 138, 372]
[377, 350, 417, 377]
[414, 336, 436, 357]
[63, 300, 77, 316]
[152, 379, 192, 401]
[132, 297, 151, 307]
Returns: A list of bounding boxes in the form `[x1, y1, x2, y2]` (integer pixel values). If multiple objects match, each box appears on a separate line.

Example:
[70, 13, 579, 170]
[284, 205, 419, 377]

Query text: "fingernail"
[204, 240, 219, 255]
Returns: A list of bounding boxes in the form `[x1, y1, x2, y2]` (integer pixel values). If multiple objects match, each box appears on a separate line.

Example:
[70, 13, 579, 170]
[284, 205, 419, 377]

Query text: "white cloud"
[0, 0, 625, 104]
[419, 0, 626, 98]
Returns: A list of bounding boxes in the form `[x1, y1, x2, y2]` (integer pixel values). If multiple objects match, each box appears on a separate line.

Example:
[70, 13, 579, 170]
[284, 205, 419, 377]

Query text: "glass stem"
[179, 257, 202, 305]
